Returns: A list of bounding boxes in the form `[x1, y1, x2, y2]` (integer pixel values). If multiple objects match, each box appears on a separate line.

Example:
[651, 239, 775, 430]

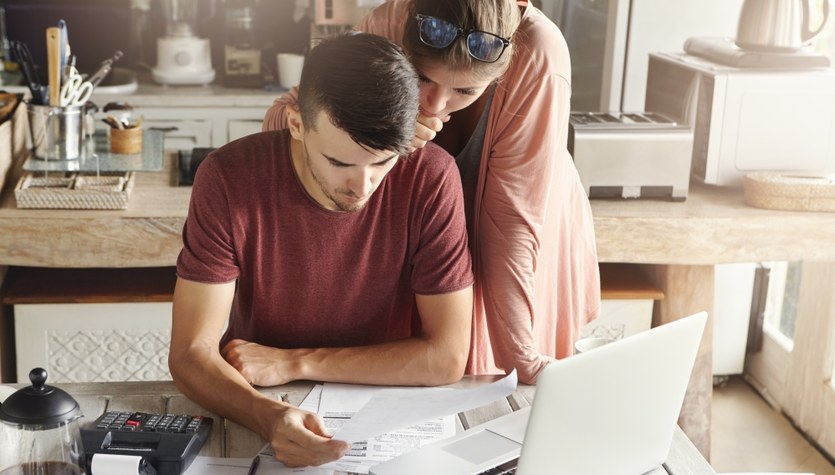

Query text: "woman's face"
[415, 61, 495, 119]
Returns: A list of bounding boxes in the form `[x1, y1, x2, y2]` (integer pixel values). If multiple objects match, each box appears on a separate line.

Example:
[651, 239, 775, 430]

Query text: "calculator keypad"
[94, 411, 206, 433]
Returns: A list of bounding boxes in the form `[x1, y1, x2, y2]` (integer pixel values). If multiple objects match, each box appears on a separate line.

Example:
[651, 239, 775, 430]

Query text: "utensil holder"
[110, 127, 143, 155]
[27, 101, 85, 160]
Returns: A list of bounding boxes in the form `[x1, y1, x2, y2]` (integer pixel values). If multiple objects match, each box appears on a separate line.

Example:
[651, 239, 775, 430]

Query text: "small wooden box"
[110, 127, 143, 154]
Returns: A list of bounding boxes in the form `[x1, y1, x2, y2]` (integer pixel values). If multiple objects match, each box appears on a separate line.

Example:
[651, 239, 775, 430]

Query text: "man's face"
[294, 112, 401, 212]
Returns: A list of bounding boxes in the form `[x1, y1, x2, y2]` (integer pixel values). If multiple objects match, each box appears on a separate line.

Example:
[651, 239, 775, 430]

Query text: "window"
[762, 261, 802, 349]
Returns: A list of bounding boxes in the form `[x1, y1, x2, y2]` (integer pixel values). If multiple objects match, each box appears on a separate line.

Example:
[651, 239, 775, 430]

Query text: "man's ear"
[287, 105, 304, 141]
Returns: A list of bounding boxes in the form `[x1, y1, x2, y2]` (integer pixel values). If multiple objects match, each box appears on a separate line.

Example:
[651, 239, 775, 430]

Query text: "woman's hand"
[412, 112, 450, 151]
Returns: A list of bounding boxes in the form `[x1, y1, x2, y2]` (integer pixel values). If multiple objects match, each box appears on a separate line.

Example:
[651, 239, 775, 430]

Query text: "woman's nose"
[422, 86, 447, 115]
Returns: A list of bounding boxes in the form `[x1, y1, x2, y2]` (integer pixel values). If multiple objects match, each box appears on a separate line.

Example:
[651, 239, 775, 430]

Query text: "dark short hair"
[298, 33, 419, 155]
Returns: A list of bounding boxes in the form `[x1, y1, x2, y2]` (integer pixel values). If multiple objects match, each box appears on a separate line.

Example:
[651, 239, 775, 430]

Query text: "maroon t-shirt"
[177, 130, 473, 349]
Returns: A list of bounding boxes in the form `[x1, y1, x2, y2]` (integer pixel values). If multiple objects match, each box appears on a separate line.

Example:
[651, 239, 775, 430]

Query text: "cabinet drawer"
[145, 119, 212, 149]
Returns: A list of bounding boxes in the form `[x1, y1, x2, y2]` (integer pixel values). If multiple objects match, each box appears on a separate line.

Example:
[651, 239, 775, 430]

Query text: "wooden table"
[46, 380, 715, 475]
[3, 155, 835, 459]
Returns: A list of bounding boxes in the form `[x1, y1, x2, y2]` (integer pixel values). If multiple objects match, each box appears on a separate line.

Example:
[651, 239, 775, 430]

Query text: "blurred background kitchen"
[0, 1, 831, 96]
[0, 1, 834, 473]
[0, 0, 322, 89]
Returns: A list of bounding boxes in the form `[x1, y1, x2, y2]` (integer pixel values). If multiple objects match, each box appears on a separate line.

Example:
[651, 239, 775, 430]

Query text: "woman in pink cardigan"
[263, 0, 600, 384]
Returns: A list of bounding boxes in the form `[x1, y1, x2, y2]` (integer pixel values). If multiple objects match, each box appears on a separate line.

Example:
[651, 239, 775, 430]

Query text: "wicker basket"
[15, 171, 135, 210]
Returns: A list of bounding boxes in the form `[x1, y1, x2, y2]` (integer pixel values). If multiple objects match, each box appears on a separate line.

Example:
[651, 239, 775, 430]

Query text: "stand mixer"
[152, 0, 215, 85]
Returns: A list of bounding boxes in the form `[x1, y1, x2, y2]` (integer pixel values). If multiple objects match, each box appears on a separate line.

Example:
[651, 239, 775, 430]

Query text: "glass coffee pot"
[0, 368, 85, 475]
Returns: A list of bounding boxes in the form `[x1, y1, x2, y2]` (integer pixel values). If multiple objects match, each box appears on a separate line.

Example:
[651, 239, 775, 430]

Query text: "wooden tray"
[14, 171, 135, 210]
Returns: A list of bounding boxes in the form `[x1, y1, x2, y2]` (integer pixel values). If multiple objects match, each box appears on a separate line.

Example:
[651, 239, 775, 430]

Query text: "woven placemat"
[743, 172, 835, 212]
[15, 171, 135, 210]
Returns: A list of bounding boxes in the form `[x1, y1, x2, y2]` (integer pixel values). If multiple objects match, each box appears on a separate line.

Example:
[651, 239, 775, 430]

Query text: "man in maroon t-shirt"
[169, 34, 473, 467]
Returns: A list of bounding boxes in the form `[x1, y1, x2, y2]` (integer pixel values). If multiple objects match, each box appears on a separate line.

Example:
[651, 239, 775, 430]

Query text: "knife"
[46, 27, 62, 107]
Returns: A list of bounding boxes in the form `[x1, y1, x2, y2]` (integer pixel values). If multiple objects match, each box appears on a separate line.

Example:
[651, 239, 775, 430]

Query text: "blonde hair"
[403, 0, 521, 82]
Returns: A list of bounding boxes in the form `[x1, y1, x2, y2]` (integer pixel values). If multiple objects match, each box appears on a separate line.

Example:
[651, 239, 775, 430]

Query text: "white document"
[309, 384, 455, 474]
[199, 372, 515, 475]
[332, 370, 517, 444]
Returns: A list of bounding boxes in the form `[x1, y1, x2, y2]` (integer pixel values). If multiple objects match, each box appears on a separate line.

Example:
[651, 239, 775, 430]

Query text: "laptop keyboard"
[478, 458, 519, 474]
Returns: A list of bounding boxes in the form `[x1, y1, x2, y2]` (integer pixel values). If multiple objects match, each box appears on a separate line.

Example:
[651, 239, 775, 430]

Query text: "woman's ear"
[287, 105, 304, 141]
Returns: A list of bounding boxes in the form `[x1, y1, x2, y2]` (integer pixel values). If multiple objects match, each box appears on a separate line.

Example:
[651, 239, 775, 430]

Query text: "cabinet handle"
[148, 126, 179, 133]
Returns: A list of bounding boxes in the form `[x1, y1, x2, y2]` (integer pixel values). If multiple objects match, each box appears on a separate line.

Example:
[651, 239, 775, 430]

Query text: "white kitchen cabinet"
[130, 105, 270, 148]
[228, 119, 265, 143]
[584, 264, 665, 342]
[91, 83, 278, 149]
[143, 119, 213, 150]
[14, 302, 173, 383]
[3, 267, 177, 384]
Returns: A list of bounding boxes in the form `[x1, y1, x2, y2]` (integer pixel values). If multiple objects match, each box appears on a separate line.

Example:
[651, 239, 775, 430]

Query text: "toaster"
[568, 112, 694, 201]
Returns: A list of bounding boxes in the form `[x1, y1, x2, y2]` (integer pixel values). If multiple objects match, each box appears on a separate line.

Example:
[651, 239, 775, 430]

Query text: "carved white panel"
[47, 328, 171, 382]
[585, 299, 654, 339]
[14, 302, 173, 383]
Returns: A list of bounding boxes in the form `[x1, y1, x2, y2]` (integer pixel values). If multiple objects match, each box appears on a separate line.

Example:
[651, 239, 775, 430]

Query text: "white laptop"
[370, 312, 708, 475]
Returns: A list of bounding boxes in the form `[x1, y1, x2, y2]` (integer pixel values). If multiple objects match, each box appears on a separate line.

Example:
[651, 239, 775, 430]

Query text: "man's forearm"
[287, 336, 467, 386]
[169, 345, 282, 439]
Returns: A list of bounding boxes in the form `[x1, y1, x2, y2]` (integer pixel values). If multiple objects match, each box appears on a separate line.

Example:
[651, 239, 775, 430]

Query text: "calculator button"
[169, 416, 189, 432]
[157, 415, 175, 431]
[143, 414, 162, 431]
[185, 416, 203, 433]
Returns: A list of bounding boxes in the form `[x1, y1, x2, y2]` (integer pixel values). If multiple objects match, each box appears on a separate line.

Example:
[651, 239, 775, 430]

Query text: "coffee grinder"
[223, 0, 261, 88]
[152, 0, 215, 85]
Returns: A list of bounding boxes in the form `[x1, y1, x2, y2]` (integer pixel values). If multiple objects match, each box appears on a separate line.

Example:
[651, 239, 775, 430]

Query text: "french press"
[0, 368, 86, 475]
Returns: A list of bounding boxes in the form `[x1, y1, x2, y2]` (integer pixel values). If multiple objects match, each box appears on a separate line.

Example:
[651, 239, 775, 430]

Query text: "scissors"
[59, 67, 94, 108]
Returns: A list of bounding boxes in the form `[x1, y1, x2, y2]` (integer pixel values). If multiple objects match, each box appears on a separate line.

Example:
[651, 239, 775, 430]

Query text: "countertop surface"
[2, 69, 284, 108]
[2, 153, 835, 268]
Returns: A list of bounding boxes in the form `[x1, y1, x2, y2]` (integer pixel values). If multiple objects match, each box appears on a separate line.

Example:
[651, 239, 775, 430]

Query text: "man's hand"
[411, 112, 450, 151]
[266, 403, 350, 467]
[222, 339, 294, 387]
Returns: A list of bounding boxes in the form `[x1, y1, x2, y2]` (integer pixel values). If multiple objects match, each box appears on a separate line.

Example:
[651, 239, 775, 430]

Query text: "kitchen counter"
[2, 154, 835, 460]
[2, 153, 834, 267]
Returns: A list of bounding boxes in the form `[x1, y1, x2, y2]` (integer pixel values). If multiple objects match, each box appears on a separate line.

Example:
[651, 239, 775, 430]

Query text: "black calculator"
[81, 411, 213, 475]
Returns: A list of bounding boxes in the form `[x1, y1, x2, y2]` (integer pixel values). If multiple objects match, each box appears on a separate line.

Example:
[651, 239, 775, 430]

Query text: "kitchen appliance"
[311, 0, 376, 45]
[684, 36, 831, 69]
[152, 0, 215, 86]
[736, 0, 831, 52]
[568, 111, 693, 200]
[0, 368, 86, 475]
[645, 52, 835, 186]
[223, 1, 261, 88]
[542, 0, 744, 111]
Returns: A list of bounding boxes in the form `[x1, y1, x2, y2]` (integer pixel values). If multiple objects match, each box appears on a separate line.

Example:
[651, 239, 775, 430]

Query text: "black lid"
[0, 368, 81, 428]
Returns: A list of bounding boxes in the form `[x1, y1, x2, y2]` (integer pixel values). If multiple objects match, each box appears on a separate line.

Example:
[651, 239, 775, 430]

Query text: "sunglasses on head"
[415, 14, 511, 63]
